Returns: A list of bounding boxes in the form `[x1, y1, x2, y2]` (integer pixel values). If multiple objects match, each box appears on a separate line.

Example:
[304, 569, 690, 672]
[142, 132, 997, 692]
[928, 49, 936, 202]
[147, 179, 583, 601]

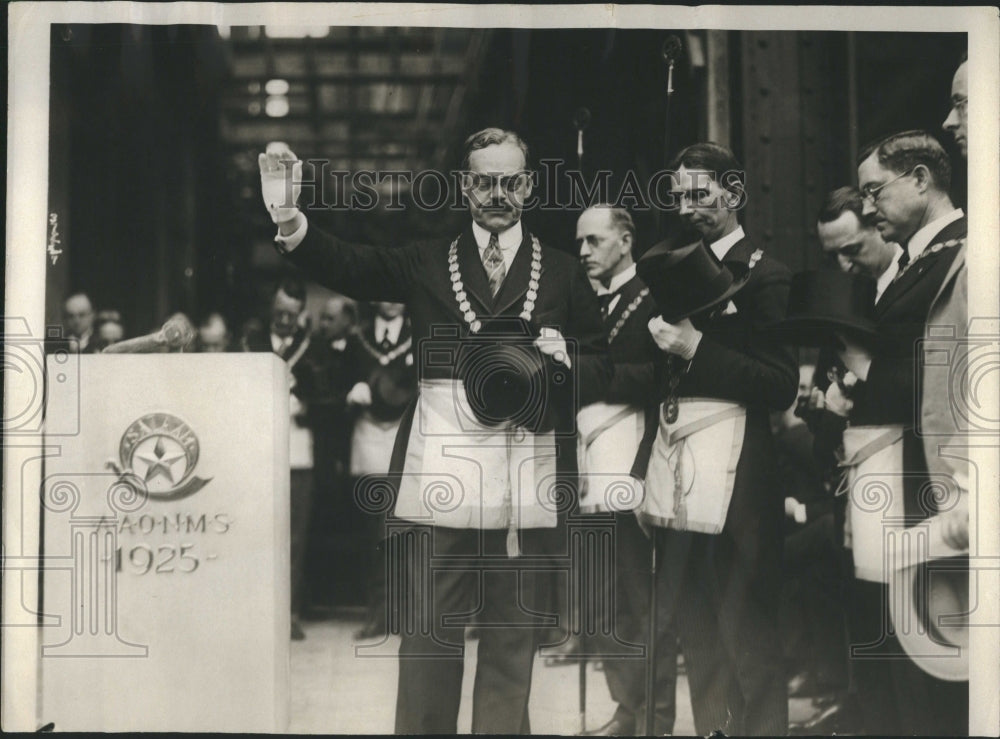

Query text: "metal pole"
[644, 532, 659, 735]
[579, 654, 587, 732]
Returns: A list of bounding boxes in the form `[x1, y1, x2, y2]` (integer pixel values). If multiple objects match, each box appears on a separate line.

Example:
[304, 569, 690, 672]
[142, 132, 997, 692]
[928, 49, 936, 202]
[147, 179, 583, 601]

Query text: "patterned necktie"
[483, 232, 506, 297]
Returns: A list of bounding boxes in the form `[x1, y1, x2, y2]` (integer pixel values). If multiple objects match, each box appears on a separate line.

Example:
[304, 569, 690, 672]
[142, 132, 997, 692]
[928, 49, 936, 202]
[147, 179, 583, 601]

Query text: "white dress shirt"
[875, 243, 904, 303]
[374, 315, 404, 346]
[709, 225, 746, 261]
[905, 208, 963, 263]
[270, 333, 293, 355]
[471, 220, 523, 272]
[595, 263, 637, 314]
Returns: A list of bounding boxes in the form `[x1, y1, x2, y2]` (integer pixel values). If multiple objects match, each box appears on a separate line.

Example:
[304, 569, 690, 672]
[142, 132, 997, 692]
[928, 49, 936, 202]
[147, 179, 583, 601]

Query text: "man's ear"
[621, 233, 633, 257]
[912, 163, 933, 193]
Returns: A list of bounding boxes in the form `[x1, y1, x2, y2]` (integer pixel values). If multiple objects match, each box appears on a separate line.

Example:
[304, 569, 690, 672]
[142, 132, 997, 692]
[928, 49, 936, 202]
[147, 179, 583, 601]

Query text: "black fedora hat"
[456, 317, 554, 430]
[765, 270, 878, 347]
[636, 236, 750, 323]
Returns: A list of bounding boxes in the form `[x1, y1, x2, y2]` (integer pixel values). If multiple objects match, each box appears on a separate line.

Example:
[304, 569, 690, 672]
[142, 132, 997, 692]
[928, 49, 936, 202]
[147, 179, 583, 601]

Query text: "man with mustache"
[643, 142, 797, 736]
[260, 129, 611, 734]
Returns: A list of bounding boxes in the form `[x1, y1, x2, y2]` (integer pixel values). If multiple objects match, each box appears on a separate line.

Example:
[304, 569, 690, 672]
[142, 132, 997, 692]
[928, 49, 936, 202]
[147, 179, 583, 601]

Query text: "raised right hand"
[258, 141, 302, 224]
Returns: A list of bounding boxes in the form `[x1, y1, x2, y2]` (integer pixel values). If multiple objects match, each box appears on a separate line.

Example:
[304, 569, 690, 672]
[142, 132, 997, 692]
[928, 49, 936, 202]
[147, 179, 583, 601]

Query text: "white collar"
[270, 332, 293, 354]
[374, 315, 404, 345]
[875, 243, 904, 303]
[906, 208, 963, 261]
[598, 263, 637, 295]
[709, 225, 746, 261]
[471, 220, 523, 252]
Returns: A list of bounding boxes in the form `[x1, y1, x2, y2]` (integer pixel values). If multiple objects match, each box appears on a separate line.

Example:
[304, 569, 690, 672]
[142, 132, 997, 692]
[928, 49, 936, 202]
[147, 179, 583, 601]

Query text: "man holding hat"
[574, 204, 678, 736]
[638, 142, 798, 736]
[821, 130, 968, 735]
[259, 129, 611, 733]
[346, 301, 416, 641]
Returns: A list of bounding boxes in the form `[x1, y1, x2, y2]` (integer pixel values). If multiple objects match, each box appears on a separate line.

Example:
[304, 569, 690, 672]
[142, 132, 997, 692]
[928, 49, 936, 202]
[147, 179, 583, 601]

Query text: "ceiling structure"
[221, 25, 492, 205]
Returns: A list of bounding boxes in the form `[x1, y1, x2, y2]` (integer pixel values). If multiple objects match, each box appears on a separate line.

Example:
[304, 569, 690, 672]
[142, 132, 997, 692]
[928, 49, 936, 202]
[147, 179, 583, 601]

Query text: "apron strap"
[583, 406, 637, 453]
[668, 405, 744, 446]
[841, 427, 906, 468]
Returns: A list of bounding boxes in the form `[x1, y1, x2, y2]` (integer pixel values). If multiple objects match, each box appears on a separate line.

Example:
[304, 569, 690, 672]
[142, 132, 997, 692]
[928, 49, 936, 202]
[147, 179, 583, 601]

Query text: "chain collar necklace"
[607, 287, 650, 344]
[447, 232, 542, 333]
[356, 330, 412, 366]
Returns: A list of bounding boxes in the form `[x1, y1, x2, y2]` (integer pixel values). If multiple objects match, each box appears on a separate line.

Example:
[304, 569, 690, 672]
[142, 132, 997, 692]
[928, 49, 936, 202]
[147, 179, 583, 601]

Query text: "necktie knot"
[379, 327, 392, 351]
[897, 247, 911, 271]
[483, 232, 506, 297]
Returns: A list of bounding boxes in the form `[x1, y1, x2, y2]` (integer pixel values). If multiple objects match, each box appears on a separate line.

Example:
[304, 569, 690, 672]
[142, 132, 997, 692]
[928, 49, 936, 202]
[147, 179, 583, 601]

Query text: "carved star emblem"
[136, 435, 187, 484]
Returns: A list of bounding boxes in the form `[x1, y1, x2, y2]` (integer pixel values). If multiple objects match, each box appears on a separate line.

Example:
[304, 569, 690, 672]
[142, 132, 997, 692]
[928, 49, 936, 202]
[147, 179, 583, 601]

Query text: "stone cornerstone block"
[40, 354, 290, 732]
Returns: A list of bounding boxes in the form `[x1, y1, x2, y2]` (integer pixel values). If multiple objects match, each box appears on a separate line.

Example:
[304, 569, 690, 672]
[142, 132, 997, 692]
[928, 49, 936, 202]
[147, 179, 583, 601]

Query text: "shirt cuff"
[274, 214, 308, 254]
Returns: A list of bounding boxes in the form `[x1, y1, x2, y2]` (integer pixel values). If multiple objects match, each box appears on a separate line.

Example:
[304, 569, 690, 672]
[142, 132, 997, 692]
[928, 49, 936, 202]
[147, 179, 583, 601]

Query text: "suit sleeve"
[683, 268, 798, 411]
[565, 261, 613, 407]
[283, 219, 420, 303]
[851, 348, 915, 424]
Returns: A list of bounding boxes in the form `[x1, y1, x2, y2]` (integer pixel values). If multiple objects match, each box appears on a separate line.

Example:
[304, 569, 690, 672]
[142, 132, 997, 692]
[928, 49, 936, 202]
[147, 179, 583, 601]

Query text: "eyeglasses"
[460, 170, 533, 195]
[860, 168, 915, 204]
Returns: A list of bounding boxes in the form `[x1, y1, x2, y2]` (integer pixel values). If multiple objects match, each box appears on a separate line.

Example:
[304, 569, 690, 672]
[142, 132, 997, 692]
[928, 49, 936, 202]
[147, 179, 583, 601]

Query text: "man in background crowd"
[295, 295, 360, 617]
[197, 312, 231, 352]
[348, 301, 417, 641]
[92, 309, 125, 352]
[242, 277, 314, 641]
[62, 292, 96, 353]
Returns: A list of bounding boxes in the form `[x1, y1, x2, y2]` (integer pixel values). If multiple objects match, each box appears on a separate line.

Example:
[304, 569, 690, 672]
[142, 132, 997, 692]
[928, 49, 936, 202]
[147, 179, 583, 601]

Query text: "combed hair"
[668, 141, 743, 174]
[589, 204, 636, 244]
[667, 142, 747, 221]
[817, 186, 865, 225]
[275, 275, 307, 304]
[461, 128, 530, 171]
[856, 130, 952, 192]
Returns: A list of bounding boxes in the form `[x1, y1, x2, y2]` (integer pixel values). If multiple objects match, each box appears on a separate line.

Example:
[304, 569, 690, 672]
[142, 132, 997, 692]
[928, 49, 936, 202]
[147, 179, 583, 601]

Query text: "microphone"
[661, 35, 682, 95]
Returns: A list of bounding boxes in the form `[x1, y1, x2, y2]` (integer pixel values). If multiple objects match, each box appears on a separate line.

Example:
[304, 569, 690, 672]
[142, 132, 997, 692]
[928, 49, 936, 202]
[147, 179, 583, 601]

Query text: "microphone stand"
[645, 34, 682, 737]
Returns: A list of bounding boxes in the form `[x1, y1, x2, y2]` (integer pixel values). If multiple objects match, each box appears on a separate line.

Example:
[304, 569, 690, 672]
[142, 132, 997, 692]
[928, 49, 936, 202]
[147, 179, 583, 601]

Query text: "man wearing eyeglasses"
[259, 129, 611, 734]
[943, 55, 968, 159]
[816, 186, 902, 303]
[824, 130, 967, 736]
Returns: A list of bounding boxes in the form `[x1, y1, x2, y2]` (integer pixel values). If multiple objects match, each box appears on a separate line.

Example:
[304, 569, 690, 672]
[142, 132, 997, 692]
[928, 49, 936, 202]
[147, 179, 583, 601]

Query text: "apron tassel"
[506, 522, 521, 558]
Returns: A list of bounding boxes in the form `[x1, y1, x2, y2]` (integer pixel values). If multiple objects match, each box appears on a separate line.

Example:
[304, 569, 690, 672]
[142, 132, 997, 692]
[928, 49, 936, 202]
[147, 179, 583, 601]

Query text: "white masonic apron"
[576, 402, 645, 513]
[392, 380, 559, 539]
[640, 398, 746, 533]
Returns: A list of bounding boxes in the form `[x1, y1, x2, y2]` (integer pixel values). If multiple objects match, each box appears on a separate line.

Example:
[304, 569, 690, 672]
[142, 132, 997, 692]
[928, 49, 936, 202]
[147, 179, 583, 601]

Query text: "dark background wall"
[47, 25, 965, 333]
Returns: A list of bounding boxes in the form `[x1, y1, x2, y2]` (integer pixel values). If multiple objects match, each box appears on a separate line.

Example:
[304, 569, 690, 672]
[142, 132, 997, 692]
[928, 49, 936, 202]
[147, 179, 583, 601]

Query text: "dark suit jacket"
[241, 324, 312, 397]
[592, 272, 663, 480]
[282, 221, 612, 481]
[850, 215, 965, 522]
[635, 235, 798, 507]
[348, 318, 417, 423]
